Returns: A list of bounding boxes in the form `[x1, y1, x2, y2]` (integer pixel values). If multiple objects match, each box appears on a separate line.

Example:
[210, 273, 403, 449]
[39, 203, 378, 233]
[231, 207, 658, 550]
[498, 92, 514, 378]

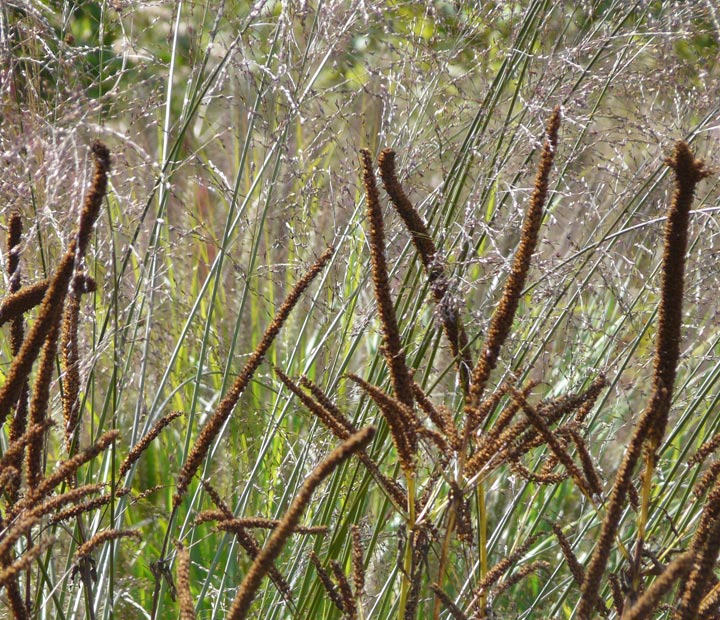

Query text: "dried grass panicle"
[698, 581, 720, 619]
[609, 573, 625, 616]
[691, 433, 720, 466]
[378, 148, 472, 393]
[174, 247, 334, 506]
[348, 373, 416, 471]
[475, 533, 540, 596]
[0, 143, 110, 430]
[0, 420, 52, 474]
[0, 280, 50, 328]
[492, 560, 550, 597]
[510, 460, 568, 485]
[200, 479, 234, 517]
[645, 142, 710, 456]
[194, 509, 229, 525]
[276, 367, 353, 439]
[310, 551, 345, 612]
[330, 559, 357, 618]
[216, 518, 327, 535]
[47, 490, 120, 525]
[552, 524, 585, 587]
[75, 528, 141, 560]
[431, 583, 469, 620]
[568, 429, 604, 497]
[231, 526, 293, 602]
[351, 524, 365, 597]
[61, 291, 81, 450]
[175, 542, 196, 620]
[226, 425, 375, 620]
[21, 430, 118, 508]
[119, 410, 183, 477]
[694, 460, 720, 498]
[298, 376, 358, 434]
[466, 106, 561, 414]
[577, 142, 708, 620]
[412, 381, 460, 449]
[0, 536, 55, 589]
[619, 552, 693, 620]
[26, 321, 61, 488]
[359, 149, 415, 410]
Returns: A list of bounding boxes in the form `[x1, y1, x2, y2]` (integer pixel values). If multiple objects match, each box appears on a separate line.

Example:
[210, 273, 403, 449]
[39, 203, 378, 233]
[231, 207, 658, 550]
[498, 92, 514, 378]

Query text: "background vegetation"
[1, 1, 720, 619]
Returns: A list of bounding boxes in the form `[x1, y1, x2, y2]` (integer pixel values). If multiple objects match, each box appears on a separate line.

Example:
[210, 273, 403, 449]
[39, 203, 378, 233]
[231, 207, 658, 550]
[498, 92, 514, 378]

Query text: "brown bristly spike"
[330, 560, 356, 619]
[622, 552, 693, 620]
[645, 142, 709, 459]
[232, 526, 293, 603]
[492, 560, 550, 597]
[694, 460, 720, 498]
[465, 106, 561, 421]
[348, 373, 416, 472]
[691, 433, 720, 466]
[418, 426, 452, 459]
[0, 466, 20, 495]
[573, 375, 607, 425]
[378, 148, 472, 395]
[430, 583, 469, 620]
[698, 581, 720, 619]
[0, 279, 49, 327]
[608, 573, 625, 617]
[48, 489, 126, 525]
[675, 481, 720, 619]
[510, 460, 568, 485]
[0, 536, 56, 590]
[194, 509, 229, 525]
[359, 149, 415, 410]
[216, 518, 327, 535]
[19, 430, 118, 509]
[199, 479, 233, 517]
[351, 525, 365, 597]
[61, 286, 81, 450]
[175, 542, 196, 620]
[0, 143, 110, 430]
[552, 524, 585, 587]
[225, 426, 375, 620]
[119, 411, 183, 477]
[412, 381, 460, 450]
[474, 534, 540, 596]
[75, 529, 141, 560]
[25, 321, 61, 488]
[174, 247, 334, 507]
[275, 367, 352, 439]
[568, 429, 604, 498]
[310, 552, 345, 612]
[577, 143, 708, 620]
[298, 376, 357, 435]
[0, 420, 53, 474]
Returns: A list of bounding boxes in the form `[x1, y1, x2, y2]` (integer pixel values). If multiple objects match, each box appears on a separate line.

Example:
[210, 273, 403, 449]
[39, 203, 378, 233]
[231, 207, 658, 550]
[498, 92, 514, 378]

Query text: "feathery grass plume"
[0, 142, 109, 428]
[359, 149, 415, 410]
[310, 551, 345, 612]
[351, 525, 365, 597]
[174, 247, 334, 506]
[465, 106, 561, 425]
[330, 559, 357, 619]
[175, 542, 196, 620]
[225, 425, 375, 620]
[119, 410, 183, 477]
[0, 536, 55, 589]
[348, 373, 416, 472]
[620, 552, 694, 620]
[430, 584, 469, 620]
[215, 518, 327, 535]
[492, 560, 550, 597]
[378, 148, 472, 394]
[25, 320, 61, 488]
[275, 367, 354, 439]
[577, 143, 708, 620]
[75, 528, 141, 561]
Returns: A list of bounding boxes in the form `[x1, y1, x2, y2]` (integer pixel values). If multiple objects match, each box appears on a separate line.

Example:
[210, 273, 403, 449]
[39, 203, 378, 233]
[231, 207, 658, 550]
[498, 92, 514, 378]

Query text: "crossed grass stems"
[0, 108, 718, 620]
